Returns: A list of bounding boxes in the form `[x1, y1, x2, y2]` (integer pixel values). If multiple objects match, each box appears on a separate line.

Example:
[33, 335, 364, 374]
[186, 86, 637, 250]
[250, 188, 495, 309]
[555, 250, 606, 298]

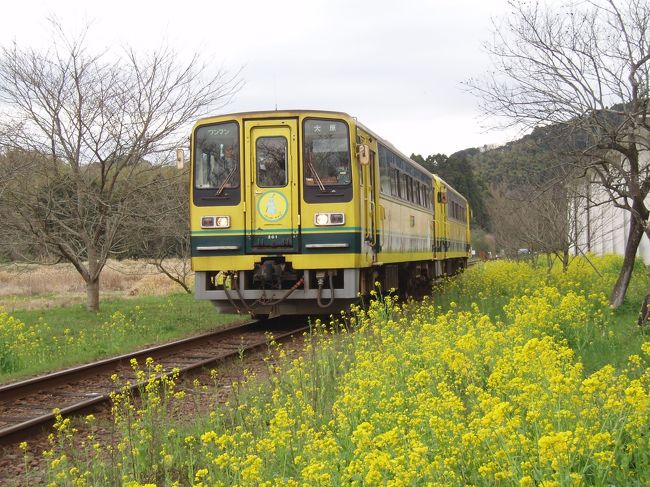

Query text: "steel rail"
[0, 317, 308, 444]
[0, 320, 256, 401]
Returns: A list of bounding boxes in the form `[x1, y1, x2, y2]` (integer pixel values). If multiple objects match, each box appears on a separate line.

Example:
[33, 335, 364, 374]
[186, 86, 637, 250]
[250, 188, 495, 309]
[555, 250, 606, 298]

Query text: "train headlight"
[314, 212, 345, 226]
[315, 214, 329, 225]
[201, 216, 231, 228]
[215, 216, 231, 228]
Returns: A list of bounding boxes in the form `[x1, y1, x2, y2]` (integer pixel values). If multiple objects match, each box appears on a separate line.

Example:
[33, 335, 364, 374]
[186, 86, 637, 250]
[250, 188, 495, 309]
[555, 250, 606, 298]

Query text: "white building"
[572, 179, 650, 263]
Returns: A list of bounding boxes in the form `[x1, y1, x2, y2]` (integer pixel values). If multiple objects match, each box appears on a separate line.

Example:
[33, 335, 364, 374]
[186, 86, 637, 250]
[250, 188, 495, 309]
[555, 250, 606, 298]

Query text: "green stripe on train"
[301, 232, 361, 253]
[191, 235, 246, 256]
[191, 232, 362, 256]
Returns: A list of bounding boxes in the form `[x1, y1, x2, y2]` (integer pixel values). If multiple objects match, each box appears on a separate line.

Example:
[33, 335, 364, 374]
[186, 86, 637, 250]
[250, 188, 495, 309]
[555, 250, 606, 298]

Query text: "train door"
[434, 177, 448, 261]
[441, 186, 449, 261]
[431, 177, 437, 259]
[244, 119, 300, 253]
[360, 145, 379, 263]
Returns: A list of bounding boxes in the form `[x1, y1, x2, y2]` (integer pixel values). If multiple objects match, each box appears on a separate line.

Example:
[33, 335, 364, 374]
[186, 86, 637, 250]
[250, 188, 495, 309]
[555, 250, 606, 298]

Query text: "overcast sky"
[0, 0, 520, 156]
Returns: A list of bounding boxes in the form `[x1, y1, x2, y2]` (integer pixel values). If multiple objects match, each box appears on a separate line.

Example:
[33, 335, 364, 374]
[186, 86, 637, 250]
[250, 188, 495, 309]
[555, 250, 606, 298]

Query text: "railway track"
[0, 317, 308, 445]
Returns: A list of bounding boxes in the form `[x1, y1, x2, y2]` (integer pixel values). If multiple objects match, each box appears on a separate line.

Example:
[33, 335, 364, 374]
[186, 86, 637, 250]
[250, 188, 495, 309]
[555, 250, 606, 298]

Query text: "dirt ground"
[0, 259, 191, 310]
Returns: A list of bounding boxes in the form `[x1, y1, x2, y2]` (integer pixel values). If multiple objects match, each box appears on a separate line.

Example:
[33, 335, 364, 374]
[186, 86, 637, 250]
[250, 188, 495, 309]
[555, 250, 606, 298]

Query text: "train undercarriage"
[195, 257, 468, 317]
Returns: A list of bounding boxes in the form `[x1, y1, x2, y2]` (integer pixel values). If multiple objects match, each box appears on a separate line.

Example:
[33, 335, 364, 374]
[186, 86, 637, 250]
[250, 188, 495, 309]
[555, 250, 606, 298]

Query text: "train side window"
[390, 168, 399, 197]
[453, 201, 461, 220]
[406, 176, 413, 203]
[398, 172, 406, 200]
[256, 136, 287, 187]
[402, 175, 407, 201]
[378, 144, 391, 194]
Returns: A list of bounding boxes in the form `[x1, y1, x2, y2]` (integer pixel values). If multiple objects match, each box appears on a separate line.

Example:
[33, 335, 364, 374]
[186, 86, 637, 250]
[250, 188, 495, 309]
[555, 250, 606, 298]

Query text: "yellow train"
[189, 110, 470, 316]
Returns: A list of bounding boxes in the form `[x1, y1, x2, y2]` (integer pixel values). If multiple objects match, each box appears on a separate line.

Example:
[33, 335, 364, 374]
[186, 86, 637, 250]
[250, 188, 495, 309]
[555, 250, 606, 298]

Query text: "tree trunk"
[86, 278, 100, 312]
[638, 226, 650, 325]
[610, 216, 645, 308]
[638, 277, 650, 326]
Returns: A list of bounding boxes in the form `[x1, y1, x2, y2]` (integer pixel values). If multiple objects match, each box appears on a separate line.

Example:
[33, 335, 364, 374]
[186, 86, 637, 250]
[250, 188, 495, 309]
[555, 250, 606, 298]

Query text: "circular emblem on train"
[257, 191, 289, 222]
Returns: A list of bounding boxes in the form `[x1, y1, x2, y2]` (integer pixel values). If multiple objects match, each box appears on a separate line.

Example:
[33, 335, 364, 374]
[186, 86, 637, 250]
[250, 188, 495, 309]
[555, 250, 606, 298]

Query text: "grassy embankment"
[20, 255, 650, 485]
[438, 255, 647, 374]
[0, 262, 242, 382]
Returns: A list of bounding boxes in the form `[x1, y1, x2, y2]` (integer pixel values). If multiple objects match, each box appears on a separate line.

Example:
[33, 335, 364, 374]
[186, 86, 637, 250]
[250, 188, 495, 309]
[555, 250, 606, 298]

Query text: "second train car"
[189, 110, 470, 316]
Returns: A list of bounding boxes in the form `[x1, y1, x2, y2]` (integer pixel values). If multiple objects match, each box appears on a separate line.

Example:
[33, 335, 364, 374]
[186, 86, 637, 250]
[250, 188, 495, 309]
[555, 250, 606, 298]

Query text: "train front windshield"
[194, 122, 240, 190]
[303, 119, 351, 186]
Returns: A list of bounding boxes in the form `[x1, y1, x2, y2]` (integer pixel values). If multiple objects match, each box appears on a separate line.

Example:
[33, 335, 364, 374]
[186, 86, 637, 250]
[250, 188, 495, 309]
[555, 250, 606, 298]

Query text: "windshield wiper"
[216, 165, 237, 196]
[307, 155, 331, 193]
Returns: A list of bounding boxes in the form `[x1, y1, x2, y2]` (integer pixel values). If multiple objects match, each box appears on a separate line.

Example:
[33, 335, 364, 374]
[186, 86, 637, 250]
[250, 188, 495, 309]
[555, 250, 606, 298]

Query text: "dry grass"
[0, 259, 192, 310]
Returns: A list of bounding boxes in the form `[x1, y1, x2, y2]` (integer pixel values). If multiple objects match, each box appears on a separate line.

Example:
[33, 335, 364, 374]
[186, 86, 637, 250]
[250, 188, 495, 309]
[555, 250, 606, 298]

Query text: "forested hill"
[411, 149, 490, 230]
[412, 125, 569, 232]
[468, 127, 571, 188]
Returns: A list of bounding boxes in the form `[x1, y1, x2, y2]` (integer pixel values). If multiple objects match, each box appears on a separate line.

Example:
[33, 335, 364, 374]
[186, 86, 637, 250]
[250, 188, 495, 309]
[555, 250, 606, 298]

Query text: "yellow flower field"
[36, 255, 650, 486]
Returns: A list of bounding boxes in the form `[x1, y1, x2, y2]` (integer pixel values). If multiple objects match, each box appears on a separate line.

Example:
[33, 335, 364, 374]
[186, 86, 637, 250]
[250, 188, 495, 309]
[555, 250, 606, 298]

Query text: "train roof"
[195, 109, 354, 124]
[195, 109, 467, 201]
[434, 174, 467, 203]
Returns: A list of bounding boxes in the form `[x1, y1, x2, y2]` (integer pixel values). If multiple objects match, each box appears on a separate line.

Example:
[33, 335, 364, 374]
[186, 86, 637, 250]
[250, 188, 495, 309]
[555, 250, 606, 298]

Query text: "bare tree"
[488, 181, 574, 268]
[0, 24, 240, 311]
[127, 166, 193, 293]
[468, 0, 650, 308]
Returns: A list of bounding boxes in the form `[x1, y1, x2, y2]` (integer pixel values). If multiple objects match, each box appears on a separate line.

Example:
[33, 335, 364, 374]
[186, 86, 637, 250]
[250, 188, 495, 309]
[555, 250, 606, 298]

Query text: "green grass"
[11, 293, 223, 336]
[581, 298, 649, 373]
[0, 293, 244, 382]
